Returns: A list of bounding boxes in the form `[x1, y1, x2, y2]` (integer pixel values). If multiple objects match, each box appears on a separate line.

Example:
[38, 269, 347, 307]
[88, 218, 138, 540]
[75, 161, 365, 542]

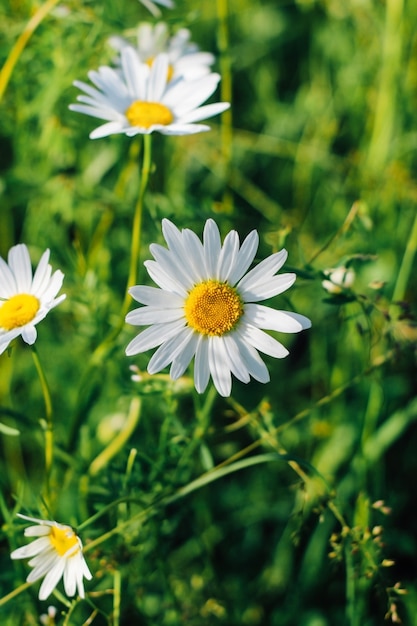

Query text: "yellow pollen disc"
[146, 57, 174, 82]
[0, 294, 40, 331]
[184, 280, 244, 337]
[125, 100, 174, 129]
[49, 525, 79, 557]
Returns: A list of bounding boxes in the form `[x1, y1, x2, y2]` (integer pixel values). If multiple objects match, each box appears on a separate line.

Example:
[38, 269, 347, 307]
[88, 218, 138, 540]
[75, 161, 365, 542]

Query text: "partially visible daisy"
[139, 0, 174, 18]
[109, 22, 215, 81]
[125, 219, 311, 397]
[10, 514, 92, 601]
[322, 266, 355, 294]
[0, 244, 65, 355]
[70, 48, 229, 139]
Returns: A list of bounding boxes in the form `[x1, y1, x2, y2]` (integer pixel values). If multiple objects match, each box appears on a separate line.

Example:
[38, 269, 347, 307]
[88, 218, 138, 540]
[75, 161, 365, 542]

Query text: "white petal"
[89, 121, 127, 139]
[147, 53, 169, 101]
[217, 230, 239, 282]
[170, 332, 199, 379]
[244, 304, 311, 333]
[121, 47, 148, 99]
[203, 219, 221, 277]
[237, 249, 288, 293]
[227, 230, 259, 286]
[149, 244, 195, 290]
[128, 285, 183, 307]
[38, 559, 66, 600]
[208, 336, 232, 397]
[222, 334, 250, 383]
[177, 102, 230, 124]
[126, 305, 183, 326]
[147, 327, 193, 374]
[194, 336, 210, 393]
[234, 331, 270, 383]
[0, 256, 17, 297]
[240, 324, 289, 358]
[10, 537, 50, 560]
[239, 273, 296, 302]
[8, 244, 32, 292]
[125, 319, 185, 355]
[144, 260, 188, 297]
[21, 325, 37, 345]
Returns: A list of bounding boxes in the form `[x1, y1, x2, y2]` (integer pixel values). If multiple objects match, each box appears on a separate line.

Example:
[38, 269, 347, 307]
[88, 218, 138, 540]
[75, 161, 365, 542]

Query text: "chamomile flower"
[109, 22, 215, 81]
[70, 48, 229, 139]
[125, 219, 311, 397]
[10, 514, 92, 601]
[322, 266, 355, 294]
[139, 0, 174, 17]
[0, 245, 65, 355]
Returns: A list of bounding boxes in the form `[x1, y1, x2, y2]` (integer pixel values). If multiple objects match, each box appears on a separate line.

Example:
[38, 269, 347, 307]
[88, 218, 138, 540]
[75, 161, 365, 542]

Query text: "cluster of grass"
[1, 0, 417, 624]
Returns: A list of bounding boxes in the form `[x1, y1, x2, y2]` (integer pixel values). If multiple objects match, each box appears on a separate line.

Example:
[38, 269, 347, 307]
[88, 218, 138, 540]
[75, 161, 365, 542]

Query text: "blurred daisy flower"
[10, 514, 92, 601]
[125, 219, 311, 397]
[0, 244, 65, 356]
[139, 0, 174, 17]
[109, 22, 215, 81]
[322, 266, 355, 294]
[70, 48, 229, 139]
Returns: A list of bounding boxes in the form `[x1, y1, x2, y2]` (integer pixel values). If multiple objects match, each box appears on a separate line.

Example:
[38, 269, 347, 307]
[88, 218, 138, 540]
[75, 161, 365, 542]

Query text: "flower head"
[0, 244, 65, 355]
[10, 514, 92, 601]
[125, 219, 311, 397]
[70, 48, 229, 139]
[322, 266, 355, 294]
[139, 0, 174, 17]
[109, 22, 215, 81]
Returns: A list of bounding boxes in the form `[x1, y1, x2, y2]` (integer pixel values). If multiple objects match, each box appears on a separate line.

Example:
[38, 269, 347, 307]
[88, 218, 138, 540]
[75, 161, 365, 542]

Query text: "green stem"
[31, 346, 53, 504]
[391, 208, 417, 304]
[0, 581, 32, 607]
[67, 135, 152, 451]
[0, 0, 61, 103]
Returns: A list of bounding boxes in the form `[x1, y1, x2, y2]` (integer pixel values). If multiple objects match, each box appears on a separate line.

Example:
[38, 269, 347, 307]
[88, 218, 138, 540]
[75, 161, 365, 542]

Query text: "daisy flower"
[322, 266, 355, 294]
[109, 22, 215, 81]
[125, 219, 311, 397]
[0, 244, 65, 356]
[139, 0, 174, 18]
[10, 514, 92, 601]
[70, 48, 229, 139]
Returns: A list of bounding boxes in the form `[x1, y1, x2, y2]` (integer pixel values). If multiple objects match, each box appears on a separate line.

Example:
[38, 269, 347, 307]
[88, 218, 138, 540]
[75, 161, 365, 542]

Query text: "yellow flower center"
[49, 525, 79, 557]
[184, 280, 244, 337]
[0, 294, 40, 331]
[125, 100, 174, 129]
[146, 57, 174, 82]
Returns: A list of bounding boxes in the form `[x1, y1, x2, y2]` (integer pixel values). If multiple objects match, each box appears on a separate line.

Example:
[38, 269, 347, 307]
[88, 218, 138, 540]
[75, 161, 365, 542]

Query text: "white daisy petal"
[208, 336, 232, 397]
[238, 273, 296, 302]
[0, 245, 65, 354]
[8, 244, 32, 292]
[240, 324, 289, 359]
[125, 220, 310, 395]
[227, 229, 259, 286]
[203, 219, 222, 277]
[244, 304, 312, 333]
[129, 285, 183, 308]
[237, 249, 288, 293]
[194, 336, 210, 393]
[217, 230, 239, 282]
[125, 305, 183, 326]
[170, 331, 199, 379]
[11, 516, 92, 601]
[125, 319, 186, 355]
[234, 331, 270, 383]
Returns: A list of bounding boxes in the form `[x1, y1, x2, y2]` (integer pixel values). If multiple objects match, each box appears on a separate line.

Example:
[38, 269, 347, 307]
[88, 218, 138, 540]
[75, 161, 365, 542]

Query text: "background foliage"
[1, 0, 417, 624]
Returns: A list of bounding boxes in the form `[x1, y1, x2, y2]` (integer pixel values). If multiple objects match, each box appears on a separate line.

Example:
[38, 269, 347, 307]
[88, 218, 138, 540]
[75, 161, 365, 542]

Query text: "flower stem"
[31, 346, 53, 504]
[0, 0, 61, 103]
[391, 208, 417, 304]
[121, 133, 152, 318]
